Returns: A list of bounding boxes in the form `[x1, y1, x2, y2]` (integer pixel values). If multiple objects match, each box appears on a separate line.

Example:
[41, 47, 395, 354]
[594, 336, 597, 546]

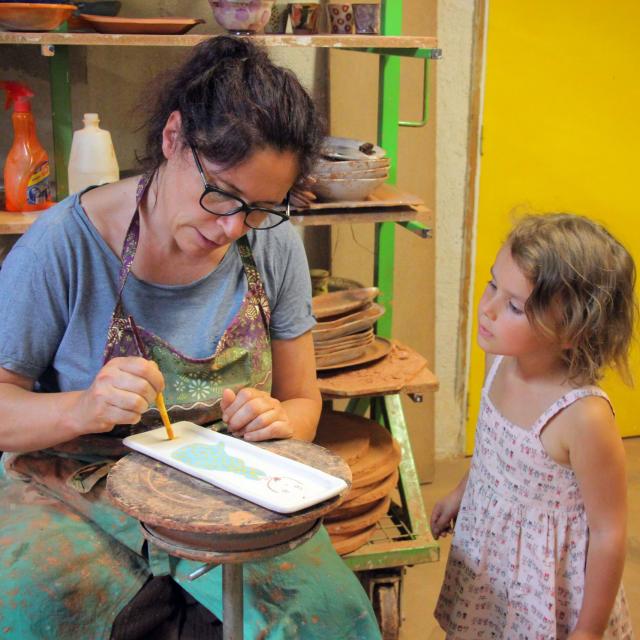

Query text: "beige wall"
[1, 1, 477, 467]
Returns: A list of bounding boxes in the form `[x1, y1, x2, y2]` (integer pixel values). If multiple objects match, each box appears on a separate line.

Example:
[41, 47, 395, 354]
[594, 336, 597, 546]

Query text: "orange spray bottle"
[1, 81, 52, 212]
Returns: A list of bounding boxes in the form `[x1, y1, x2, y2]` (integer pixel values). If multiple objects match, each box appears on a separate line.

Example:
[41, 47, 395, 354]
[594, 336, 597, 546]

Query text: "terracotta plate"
[313, 304, 385, 342]
[312, 287, 379, 319]
[315, 344, 368, 368]
[79, 14, 204, 34]
[0, 3, 75, 31]
[313, 410, 371, 467]
[330, 523, 376, 556]
[315, 336, 392, 372]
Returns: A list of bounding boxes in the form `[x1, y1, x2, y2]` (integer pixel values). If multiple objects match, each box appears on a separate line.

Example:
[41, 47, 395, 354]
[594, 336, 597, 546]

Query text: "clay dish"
[313, 304, 385, 342]
[315, 336, 392, 372]
[315, 344, 368, 368]
[325, 496, 391, 535]
[313, 410, 372, 466]
[321, 136, 386, 161]
[311, 166, 389, 180]
[314, 303, 378, 332]
[312, 287, 379, 319]
[0, 3, 75, 31]
[79, 14, 204, 34]
[312, 176, 386, 202]
[313, 329, 374, 353]
[330, 523, 376, 555]
[313, 156, 391, 172]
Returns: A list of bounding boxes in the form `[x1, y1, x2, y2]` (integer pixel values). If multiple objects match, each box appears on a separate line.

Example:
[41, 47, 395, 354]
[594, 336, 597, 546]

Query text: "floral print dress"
[435, 355, 633, 639]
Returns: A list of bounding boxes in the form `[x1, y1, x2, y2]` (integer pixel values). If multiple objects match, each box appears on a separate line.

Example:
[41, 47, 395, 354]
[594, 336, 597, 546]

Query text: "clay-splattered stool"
[107, 439, 351, 640]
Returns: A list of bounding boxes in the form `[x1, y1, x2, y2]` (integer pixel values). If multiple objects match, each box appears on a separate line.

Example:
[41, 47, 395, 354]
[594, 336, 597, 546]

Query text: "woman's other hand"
[221, 387, 293, 441]
[70, 357, 164, 435]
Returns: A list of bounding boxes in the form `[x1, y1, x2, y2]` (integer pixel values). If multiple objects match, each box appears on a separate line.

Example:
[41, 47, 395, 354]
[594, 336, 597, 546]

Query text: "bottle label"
[27, 161, 50, 205]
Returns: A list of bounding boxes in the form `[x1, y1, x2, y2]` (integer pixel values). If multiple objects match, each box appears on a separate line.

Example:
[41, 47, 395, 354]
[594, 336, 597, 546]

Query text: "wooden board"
[0, 32, 438, 49]
[292, 183, 422, 212]
[107, 439, 350, 537]
[318, 340, 439, 398]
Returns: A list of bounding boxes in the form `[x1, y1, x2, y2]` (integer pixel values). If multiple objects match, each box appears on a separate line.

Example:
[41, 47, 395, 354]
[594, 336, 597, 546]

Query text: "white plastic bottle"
[68, 113, 119, 194]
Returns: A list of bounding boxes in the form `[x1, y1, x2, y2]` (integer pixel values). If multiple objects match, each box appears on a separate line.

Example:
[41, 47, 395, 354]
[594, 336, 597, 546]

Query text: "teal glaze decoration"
[172, 443, 267, 480]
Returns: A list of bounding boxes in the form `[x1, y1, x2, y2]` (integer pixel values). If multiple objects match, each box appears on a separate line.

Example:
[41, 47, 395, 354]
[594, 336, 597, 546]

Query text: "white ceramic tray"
[123, 421, 348, 514]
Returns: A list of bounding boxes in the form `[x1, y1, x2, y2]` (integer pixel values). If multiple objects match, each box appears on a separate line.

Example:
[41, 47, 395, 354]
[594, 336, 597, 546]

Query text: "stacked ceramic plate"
[312, 287, 386, 370]
[314, 410, 401, 555]
[309, 136, 391, 202]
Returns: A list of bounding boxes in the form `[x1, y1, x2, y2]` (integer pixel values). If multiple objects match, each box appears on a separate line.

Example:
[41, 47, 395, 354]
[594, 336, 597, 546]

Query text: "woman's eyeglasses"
[190, 145, 290, 230]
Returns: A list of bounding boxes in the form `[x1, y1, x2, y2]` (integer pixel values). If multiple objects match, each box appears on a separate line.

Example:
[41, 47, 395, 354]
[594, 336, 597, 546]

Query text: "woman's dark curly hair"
[138, 36, 323, 179]
[508, 213, 637, 385]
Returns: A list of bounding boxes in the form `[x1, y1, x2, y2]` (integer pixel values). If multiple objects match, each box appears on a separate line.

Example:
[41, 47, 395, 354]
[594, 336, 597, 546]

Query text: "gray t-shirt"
[0, 193, 314, 393]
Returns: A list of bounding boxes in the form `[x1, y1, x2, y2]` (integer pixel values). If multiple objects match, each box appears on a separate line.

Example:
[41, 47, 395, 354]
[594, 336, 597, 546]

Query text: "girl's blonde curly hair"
[507, 214, 637, 385]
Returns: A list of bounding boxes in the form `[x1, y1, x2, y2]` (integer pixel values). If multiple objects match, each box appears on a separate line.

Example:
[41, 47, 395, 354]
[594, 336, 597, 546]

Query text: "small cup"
[265, 3, 289, 34]
[310, 268, 330, 296]
[288, 3, 320, 34]
[353, 3, 380, 34]
[327, 3, 354, 34]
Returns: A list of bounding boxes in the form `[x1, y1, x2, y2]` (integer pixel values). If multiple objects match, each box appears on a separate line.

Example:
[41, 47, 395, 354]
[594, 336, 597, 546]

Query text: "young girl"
[432, 214, 635, 639]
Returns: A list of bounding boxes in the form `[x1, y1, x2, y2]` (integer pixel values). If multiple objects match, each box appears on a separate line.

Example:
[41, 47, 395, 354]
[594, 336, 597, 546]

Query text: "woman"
[0, 36, 381, 640]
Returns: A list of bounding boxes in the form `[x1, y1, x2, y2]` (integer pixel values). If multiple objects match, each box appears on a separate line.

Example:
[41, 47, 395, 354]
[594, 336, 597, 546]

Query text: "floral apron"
[0, 175, 381, 640]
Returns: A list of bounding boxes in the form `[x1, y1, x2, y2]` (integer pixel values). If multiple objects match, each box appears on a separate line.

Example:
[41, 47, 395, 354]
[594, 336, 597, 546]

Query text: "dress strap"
[531, 387, 613, 436]
[483, 355, 504, 393]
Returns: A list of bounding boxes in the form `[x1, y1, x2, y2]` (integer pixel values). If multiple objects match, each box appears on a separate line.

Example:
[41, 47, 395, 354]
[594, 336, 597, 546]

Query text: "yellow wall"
[467, 1, 640, 452]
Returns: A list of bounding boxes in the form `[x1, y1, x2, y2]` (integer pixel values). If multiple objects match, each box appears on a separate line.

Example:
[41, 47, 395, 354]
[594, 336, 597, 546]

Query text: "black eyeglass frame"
[190, 145, 291, 230]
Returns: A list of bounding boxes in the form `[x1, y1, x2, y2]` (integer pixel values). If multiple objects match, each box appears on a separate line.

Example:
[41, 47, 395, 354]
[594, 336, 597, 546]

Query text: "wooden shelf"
[1, 183, 432, 234]
[0, 211, 42, 235]
[318, 340, 439, 399]
[0, 32, 438, 50]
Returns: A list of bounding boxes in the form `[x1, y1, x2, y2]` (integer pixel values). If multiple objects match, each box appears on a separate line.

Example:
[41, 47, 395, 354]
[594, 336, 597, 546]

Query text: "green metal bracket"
[346, 47, 442, 60]
[48, 47, 72, 200]
[399, 58, 430, 128]
[346, 397, 371, 416]
[396, 220, 431, 238]
[382, 394, 430, 537]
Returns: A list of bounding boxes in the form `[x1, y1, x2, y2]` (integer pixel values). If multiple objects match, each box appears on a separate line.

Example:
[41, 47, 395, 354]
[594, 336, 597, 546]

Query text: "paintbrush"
[128, 316, 175, 440]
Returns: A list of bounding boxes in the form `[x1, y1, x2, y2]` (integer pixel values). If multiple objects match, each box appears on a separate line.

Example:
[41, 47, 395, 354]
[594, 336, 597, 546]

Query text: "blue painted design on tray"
[172, 442, 266, 480]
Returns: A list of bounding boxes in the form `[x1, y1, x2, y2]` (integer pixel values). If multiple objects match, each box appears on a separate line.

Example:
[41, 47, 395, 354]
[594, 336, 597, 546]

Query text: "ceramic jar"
[353, 3, 379, 34]
[327, 3, 354, 34]
[288, 3, 320, 34]
[264, 2, 289, 33]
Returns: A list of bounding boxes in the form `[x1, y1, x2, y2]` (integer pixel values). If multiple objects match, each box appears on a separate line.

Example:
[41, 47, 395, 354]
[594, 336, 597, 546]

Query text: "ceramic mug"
[327, 3, 354, 34]
[288, 3, 320, 34]
[310, 268, 330, 296]
[265, 3, 289, 33]
[353, 3, 380, 34]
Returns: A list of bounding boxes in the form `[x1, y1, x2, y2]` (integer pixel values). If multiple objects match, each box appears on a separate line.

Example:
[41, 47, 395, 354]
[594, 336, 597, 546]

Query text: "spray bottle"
[0, 81, 51, 212]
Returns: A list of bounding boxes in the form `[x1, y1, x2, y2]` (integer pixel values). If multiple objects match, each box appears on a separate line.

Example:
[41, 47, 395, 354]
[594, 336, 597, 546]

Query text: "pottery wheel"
[107, 439, 351, 554]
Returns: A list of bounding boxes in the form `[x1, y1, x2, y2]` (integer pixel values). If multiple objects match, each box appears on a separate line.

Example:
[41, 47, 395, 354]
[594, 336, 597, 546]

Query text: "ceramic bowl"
[0, 2, 75, 31]
[209, 0, 274, 34]
[312, 176, 386, 202]
[311, 165, 388, 180]
[313, 157, 391, 173]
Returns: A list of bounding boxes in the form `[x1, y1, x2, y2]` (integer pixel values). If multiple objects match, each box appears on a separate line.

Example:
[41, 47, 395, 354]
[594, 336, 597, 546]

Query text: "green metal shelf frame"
[341, 1, 440, 573]
[39, 2, 439, 573]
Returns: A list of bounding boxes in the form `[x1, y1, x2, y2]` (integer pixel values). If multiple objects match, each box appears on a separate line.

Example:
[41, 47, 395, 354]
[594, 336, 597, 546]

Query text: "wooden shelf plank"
[318, 340, 439, 399]
[0, 211, 42, 235]
[292, 206, 427, 227]
[0, 32, 438, 49]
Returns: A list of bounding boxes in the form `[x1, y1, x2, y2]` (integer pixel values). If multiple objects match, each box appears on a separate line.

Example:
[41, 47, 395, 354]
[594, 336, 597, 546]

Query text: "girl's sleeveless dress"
[435, 355, 633, 639]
